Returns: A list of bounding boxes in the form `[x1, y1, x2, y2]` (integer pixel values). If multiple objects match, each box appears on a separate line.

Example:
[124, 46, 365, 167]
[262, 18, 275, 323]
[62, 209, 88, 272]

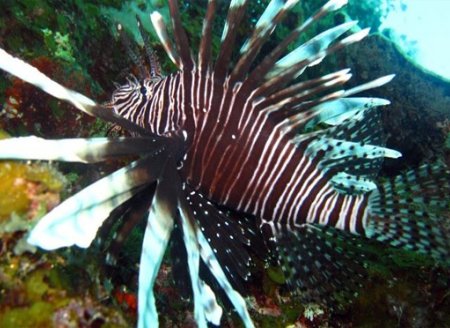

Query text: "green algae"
[0, 301, 54, 328]
[0, 262, 67, 328]
[42, 28, 76, 63]
[0, 252, 129, 327]
[0, 160, 65, 220]
[266, 266, 286, 285]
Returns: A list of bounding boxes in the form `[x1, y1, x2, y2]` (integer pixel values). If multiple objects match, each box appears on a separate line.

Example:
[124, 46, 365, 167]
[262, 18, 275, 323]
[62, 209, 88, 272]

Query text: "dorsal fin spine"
[198, 0, 217, 73]
[136, 16, 162, 78]
[230, 0, 299, 85]
[265, 21, 357, 80]
[150, 11, 181, 68]
[168, 0, 194, 70]
[343, 74, 395, 97]
[264, 72, 352, 117]
[117, 23, 148, 80]
[214, 0, 249, 79]
[242, 0, 349, 91]
[253, 27, 368, 100]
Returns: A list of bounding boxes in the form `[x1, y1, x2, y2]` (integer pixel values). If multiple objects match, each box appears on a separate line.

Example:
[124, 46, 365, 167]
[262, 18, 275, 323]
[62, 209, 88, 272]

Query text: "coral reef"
[0, 252, 129, 328]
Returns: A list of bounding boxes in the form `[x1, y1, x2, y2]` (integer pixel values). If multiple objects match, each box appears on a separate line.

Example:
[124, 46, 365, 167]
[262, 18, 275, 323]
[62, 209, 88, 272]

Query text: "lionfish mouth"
[0, 0, 449, 327]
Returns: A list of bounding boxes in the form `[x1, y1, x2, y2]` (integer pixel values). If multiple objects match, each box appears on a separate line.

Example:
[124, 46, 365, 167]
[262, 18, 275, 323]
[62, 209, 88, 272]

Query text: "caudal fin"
[367, 162, 450, 264]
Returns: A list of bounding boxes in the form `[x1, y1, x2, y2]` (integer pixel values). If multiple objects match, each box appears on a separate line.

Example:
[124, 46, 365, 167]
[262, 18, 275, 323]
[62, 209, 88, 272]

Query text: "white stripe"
[198, 77, 230, 185]
[291, 167, 324, 221]
[319, 192, 338, 225]
[280, 157, 312, 221]
[273, 153, 306, 220]
[307, 184, 334, 223]
[223, 105, 269, 206]
[242, 131, 284, 212]
[335, 196, 352, 230]
[349, 196, 365, 234]
[257, 145, 295, 217]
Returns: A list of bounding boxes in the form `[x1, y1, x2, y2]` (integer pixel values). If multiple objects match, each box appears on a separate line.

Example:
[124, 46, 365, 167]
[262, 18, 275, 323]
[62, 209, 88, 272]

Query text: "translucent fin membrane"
[368, 163, 450, 263]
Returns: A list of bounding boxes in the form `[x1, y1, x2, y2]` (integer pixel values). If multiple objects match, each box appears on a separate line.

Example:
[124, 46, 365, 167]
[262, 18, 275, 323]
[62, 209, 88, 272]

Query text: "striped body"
[113, 69, 369, 235]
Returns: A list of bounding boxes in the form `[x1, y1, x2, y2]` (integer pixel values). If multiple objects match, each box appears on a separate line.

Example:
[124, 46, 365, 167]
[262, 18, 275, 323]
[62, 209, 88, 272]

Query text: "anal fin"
[261, 222, 367, 305]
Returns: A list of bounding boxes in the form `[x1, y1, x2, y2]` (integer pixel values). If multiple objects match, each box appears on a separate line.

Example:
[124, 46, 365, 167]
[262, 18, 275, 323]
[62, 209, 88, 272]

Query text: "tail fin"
[367, 162, 450, 263]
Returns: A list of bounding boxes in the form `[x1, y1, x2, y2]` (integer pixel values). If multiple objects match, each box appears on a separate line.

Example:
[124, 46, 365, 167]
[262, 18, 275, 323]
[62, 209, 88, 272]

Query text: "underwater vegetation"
[0, 0, 449, 327]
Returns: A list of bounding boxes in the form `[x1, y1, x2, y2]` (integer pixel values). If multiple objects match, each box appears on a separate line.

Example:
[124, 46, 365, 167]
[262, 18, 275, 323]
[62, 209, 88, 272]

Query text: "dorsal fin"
[253, 28, 370, 99]
[264, 68, 351, 106]
[168, 0, 194, 70]
[136, 16, 162, 79]
[297, 106, 401, 194]
[230, 0, 299, 84]
[265, 21, 357, 80]
[214, 0, 248, 79]
[238, 0, 348, 89]
[265, 74, 394, 137]
[150, 11, 181, 69]
[258, 69, 352, 121]
[198, 0, 217, 73]
[367, 163, 450, 263]
[261, 222, 368, 305]
[116, 23, 148, 80]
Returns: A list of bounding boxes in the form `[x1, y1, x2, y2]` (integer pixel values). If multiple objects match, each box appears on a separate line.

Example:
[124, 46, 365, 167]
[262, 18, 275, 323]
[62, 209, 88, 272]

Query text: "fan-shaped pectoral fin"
[24, 135, 179, 251]
[137, 159, 179, 328]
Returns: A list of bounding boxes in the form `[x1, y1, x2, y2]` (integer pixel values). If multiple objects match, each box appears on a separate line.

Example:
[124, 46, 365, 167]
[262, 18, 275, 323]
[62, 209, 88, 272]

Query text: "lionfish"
[0, 0, 449, 327]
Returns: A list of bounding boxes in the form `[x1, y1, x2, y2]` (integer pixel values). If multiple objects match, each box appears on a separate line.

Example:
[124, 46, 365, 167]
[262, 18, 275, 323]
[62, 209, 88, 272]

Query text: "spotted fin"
[170, 220, 191, 298]
[184, 187, 253, 288]
[98, 184, 155, 267]
[261, 222, 367, 304]
[170, 190, 256, 299]
[178, 201, 223, 327]
[297, 107, 400, 194]
[367, 162, 450, 264]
